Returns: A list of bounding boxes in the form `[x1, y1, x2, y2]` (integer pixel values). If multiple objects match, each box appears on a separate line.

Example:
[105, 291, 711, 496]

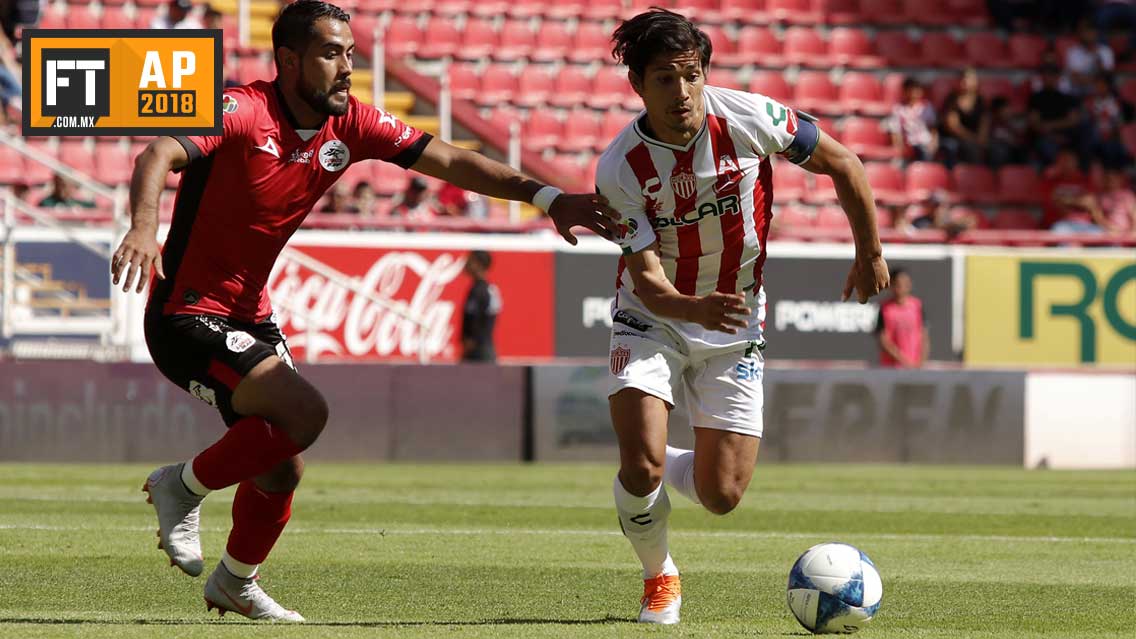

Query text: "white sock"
[180, 460, 211, 497]
[613, 475, 678, 579]
[221, 551, 259, 579]
[664, 446, 700, 505]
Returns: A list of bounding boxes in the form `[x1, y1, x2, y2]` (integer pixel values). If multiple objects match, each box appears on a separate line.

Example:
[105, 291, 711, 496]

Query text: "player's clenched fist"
[687, 291, 750, 334]
[111, 227, 165, 293]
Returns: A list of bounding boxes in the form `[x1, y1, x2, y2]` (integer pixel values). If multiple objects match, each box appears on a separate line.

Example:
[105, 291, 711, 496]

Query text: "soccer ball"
[786, 542, 882, 634]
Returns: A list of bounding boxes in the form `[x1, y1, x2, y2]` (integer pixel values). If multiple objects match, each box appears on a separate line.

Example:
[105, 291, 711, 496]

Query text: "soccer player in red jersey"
[594, 10, 890, 623]
[110, 0, 618, 621]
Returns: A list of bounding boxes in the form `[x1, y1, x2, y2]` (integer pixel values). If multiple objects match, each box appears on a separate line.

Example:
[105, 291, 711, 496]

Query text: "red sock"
[226, 480, 294, 565]
[191, 416, 304, 491]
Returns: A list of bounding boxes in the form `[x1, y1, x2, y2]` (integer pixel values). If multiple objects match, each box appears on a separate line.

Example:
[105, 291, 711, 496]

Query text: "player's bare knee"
[619, 462, 663, 497]
[701, 485, 745, 515]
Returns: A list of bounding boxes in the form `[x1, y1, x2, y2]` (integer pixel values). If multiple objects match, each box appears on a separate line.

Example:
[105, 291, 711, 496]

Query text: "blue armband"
[781, 116, 820, 166]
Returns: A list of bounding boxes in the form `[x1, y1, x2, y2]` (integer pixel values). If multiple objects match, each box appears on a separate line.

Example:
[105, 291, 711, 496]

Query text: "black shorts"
[144, 312, 297, 425]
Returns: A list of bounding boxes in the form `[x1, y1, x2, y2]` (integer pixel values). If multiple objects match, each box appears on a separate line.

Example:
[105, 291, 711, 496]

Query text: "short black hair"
[902, 76, 921, 91]
[611, 8, 711, 79]
[890, 267, 908, 280]
[272, 0, 350, 62]
[468, 250, 492, 269]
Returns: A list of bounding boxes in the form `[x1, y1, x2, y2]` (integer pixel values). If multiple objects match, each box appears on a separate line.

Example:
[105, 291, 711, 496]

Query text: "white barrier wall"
[1025, 373, 1136, 469]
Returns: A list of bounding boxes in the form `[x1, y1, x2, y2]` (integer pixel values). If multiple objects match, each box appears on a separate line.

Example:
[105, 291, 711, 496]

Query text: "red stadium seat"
[815, 205, 850, 228]
[532, 21, 573, 63]
[928, 76, 957, 110]
[712, 69, 746, 91]
[875, 30, 919, 67]
[570, 22, 611, 64]
[774, 204, 814, 229]
[23, 142, 57, 186]
[58, 140, 95, 177]
[476, 65, 519, 106]
[772, 162, 808, 201]
[507, 0, 552, 18]
[675, 0, 724, 23]
[448, 64, 480, 102]
[905, 162, 951, 200]
[703, 25, 744, 67]
[767, 0, 821, 24]
[951, 164, 998, 204]
[882, 72, 906, 104]
[601, 109, 633, 141]
[544, 0, 587, 20]
[921, 32, 964, 68]
[997, 166, 1043, 205]
[1008, 33, 1049, 69]
[805, 173, 839, 204]
[946, 0, 988, 27]
[559, 109, 602, 153]
[416, 18, 462, 60]
[964, 32, 1011, 69]
[100, 7, 136, 29]
[548, 66, 593, 108]
[94, 143, 132, 185]
[829, 27, 884, 68]
[495, 20, 536, 61]
[485, 106, 522, 134]
[523, 111, 563, 151]
[467, 0, 510, 18]
[1118, 79, 1136, 106]
[735, 26, 785, 67]
[979, 76, 1025, 109]
[839, 72, 889, 116]
[902, 0, 953, 25]
[457, 19, 499, 62]
[782, 27, 829, 67]
[720, 0, 771, 23]
[817, 0, 862, 25]
[793, 72, 840, 116]
[65, 8, 100, 29]
[236, 55, 273, 85]
[749, 71, 793, 103]
[384, 16, 424, 58]
[990, 208, 1039, 230]
[372, 161, 410, 197]
[513, 67, 555, 107]
[0, 146, 23, 184]
[590, 67, 636, 110]
[864, 162, 907, 205]
[857, 0, 905, 24]
[581, 0, 622, 21]
[840, 118, 894, 161]
[1123, 124, 1136, 158]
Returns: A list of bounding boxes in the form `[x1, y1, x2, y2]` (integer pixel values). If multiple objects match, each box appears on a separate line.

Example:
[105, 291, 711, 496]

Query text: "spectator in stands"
[318, 182, 359, 214]
[461, 250, 501, 363]
[436, 182, 488, 218]
[1028, 63, 1083, 166]
[1098, 166, 1136, 235]
[389, 176, 436, 219]
[1064, 19, 1115, 96]
[1085, 73, 1133, 168]
[874, 267, 928, 369]
[2, 0, 38, 43]
[1096, 1, 1136, 58]
[38, 175, 95, 209]
[1042, 148, 1108, 233]
[986, 0, 1037, 32]
[151, 0, 203, 30]
[898, 191, 982, 238]
[352, 182, 378, 217]
[939, 69, 989, 167]
[988, 96, 1029, 167]
[888, 77, 938, 163]
[0, 30, 18, 127]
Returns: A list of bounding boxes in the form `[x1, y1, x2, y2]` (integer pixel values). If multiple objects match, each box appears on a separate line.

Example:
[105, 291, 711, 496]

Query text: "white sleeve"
[595, 155, 657, 254]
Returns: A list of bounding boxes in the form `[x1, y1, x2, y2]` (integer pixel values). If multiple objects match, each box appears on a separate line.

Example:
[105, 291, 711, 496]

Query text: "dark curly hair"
[272, 0, 351, 60]
[611, 7, 712, 79]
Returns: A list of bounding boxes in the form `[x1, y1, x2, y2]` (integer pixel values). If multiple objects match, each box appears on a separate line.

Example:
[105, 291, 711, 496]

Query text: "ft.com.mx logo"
[41, 48, 111, 127]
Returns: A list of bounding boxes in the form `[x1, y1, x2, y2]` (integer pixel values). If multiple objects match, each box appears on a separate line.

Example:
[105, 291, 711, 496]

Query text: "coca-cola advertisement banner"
[266, 240, 555, 362]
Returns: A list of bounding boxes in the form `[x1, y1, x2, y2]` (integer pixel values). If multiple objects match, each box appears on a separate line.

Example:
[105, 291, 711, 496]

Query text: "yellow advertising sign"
[966, 254, 1136, 366]
[21, 29, 221, 136]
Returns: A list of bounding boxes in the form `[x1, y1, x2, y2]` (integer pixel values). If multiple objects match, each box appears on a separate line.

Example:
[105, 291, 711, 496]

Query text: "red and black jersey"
[149, 80, 429, 322]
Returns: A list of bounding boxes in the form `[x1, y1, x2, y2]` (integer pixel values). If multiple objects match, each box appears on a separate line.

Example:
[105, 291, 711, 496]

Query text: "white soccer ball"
[786, 542, 882, 634]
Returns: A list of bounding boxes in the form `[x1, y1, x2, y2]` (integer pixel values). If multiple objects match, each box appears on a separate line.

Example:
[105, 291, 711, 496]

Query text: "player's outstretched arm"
[409, 137, 620, 244]
[800, 132, 889, 304]
[111, 137, 189, 293]
[624, 248, 749, 334]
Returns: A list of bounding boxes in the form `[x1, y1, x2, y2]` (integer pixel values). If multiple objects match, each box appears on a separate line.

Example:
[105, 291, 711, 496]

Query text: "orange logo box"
[22, 29, 222, 136]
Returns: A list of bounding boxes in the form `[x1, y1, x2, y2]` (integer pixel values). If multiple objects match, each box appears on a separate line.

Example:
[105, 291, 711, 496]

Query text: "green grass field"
[0, 463, 1133, 638]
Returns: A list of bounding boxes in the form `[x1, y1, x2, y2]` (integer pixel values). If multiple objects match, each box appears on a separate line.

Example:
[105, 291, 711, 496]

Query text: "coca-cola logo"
[267, 250, 466, 360]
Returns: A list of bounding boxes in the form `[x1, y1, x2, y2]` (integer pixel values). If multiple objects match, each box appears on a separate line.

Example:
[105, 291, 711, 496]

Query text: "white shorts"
[607, 309, 765, 438]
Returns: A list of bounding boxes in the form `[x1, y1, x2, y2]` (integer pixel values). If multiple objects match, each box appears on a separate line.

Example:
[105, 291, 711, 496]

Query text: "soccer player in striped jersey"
[595, 9, 890, 624]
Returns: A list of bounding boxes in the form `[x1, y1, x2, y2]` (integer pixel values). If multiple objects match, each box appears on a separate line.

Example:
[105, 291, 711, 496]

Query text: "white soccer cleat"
[638, 573, 681, 624]
[142, 463, 204, 577]
[204, 563, 305, 622]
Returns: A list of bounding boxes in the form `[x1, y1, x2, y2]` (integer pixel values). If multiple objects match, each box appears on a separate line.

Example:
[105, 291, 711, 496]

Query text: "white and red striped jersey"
[596, 85, 813, 347]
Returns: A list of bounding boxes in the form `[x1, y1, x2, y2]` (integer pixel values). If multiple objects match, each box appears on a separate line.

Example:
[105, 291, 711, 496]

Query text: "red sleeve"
[351, 98, 430, 168]
[175, 87, 257, 160]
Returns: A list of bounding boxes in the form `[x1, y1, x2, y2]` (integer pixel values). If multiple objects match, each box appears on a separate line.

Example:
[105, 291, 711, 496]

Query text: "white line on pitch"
[0, 523, 1132, 545]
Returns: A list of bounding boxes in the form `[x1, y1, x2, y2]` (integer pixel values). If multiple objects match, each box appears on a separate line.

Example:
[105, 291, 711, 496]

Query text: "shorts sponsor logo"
[610, 345, 630, 375]
[318, 139, 349, 172]
[188, 380, 217, 407]
[613, 310, 651, 332]
[735, 359, 758, 382]
[225, 331, 255, 353]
